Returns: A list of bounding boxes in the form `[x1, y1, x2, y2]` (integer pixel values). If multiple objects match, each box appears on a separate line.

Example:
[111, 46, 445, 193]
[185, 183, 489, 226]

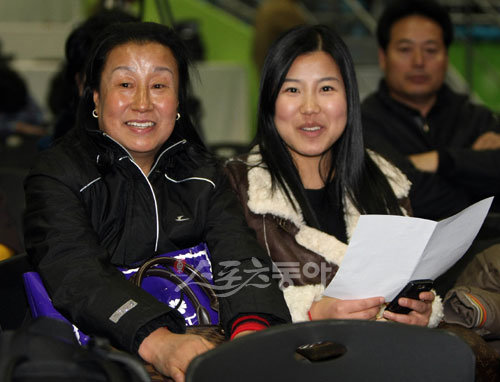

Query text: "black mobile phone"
[385, 279, 434, 314]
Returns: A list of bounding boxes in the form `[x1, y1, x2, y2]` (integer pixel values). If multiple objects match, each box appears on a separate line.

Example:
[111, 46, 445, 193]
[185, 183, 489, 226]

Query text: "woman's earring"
[176, 112, 181, 121]
[92, 109, 98, 119]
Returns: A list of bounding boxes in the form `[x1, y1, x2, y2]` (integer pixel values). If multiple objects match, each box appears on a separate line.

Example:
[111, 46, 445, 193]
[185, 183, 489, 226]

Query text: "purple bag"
[23, 243, 219, 345]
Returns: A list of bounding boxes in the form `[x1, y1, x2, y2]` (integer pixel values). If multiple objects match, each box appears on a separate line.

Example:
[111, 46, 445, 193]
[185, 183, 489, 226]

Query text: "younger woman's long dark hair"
[255, 24, 403, 228]
[76, 21, 206, 151]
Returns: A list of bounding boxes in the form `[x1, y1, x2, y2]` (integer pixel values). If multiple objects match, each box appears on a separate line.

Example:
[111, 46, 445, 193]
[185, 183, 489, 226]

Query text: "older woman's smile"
[126, 121, 156, 128]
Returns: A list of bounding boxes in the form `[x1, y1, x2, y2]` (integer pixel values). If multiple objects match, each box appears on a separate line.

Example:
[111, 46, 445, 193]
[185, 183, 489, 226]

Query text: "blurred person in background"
[0, 188, 22, 261]
[0, 43, 45, 139]
[253, 0, 314, 73]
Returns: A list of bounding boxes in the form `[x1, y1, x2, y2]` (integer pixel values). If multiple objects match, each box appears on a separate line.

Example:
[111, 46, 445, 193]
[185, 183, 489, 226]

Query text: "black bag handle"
[131, 257, 219, 325]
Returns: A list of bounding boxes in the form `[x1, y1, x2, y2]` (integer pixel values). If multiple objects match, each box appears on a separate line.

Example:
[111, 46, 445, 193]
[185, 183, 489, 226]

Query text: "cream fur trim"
[245, 149, 411, 244]
[367, 149, 411, 200]
[343, 194, 360, 240]
[247, 164, 304, 227]
[283, 284, 325, 322]
[295, 225, 346, 267]
[245, 149, 415, 316]
[246, 154, 346, 267]
[428, 292, 444, 328]
[245, 150, 357, 257]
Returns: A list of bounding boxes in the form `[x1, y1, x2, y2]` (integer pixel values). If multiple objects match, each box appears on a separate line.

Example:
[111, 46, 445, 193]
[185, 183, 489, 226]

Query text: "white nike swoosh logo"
[175, 215, 190, 222]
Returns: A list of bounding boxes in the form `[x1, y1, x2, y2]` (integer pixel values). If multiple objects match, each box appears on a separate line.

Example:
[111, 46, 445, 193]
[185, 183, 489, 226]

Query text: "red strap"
[231, 315, 269, 332]
[308, 310, 313, 321]
[230, 321, 267, 340]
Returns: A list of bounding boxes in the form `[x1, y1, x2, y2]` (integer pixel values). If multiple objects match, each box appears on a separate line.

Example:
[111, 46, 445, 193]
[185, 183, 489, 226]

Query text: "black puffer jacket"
[24, 126, 290, 353]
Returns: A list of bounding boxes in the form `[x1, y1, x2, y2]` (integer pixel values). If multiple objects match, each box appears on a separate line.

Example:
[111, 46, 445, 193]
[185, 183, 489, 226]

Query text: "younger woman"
[226, 24, 442, 327]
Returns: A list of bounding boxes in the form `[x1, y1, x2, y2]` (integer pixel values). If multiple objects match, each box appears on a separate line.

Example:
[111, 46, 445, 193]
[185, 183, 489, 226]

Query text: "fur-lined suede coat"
[225, 148, 443, 327]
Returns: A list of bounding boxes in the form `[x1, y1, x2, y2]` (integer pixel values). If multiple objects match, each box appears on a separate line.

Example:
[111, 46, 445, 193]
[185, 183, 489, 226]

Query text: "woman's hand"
[383, 291, 434, 326]
[310, 296, 385, 321]
[138, 327, 214, 382]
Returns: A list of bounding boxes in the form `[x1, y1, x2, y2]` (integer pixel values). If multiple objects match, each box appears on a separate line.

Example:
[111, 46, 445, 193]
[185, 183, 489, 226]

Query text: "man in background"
[362, 0, 500, 226]
[362, 0, 500, 346]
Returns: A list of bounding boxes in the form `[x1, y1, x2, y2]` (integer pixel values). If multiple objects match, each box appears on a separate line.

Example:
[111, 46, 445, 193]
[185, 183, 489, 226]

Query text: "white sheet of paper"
[324, 197, 493, 301]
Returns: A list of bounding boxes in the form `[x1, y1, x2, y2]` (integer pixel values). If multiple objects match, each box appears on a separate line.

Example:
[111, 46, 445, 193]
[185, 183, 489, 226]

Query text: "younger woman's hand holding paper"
[310, 296, 385, 321]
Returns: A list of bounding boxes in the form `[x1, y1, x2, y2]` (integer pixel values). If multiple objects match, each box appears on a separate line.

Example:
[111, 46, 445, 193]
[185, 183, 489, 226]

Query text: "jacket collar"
[86, 128, 187, 175]
[244, 146, 410, 247]
[376, 79, 459, 119]
[241, 147, 410, 269]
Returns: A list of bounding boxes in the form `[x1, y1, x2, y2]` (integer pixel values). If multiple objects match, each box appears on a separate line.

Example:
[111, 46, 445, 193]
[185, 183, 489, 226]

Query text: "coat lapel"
[244, 149, 410, 268]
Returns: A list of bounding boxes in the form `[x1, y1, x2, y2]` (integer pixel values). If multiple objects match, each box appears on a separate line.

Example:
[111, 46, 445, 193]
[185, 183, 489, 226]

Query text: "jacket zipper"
[101, 133, 186, 253]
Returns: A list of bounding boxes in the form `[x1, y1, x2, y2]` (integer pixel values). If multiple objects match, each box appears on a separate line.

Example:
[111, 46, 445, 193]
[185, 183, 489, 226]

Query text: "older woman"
[24, 22, 289, 381]
[226, 25, 443, 328]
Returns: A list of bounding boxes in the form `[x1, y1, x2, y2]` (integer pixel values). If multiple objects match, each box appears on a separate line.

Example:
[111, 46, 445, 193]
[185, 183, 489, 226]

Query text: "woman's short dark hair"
[255, 24, 402, 225]
[377, 0, 454, 51]
[77, 21, 204, 147]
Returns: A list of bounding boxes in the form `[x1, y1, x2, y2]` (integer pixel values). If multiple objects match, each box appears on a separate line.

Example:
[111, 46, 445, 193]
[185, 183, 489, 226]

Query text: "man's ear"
[378, 47, 387, 72]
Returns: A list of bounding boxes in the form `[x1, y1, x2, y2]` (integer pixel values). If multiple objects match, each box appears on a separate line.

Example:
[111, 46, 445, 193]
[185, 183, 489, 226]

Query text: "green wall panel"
[449, 41, 500, 112]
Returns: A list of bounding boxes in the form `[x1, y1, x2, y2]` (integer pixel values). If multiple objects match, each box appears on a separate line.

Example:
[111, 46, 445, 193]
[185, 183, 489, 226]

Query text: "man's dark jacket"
[362, 80, 500, 220]
[23, 126, 290, 353]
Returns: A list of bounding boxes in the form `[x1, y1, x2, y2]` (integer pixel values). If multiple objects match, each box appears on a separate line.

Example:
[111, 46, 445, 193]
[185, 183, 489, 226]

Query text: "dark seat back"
[186, 319, 475, 382]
